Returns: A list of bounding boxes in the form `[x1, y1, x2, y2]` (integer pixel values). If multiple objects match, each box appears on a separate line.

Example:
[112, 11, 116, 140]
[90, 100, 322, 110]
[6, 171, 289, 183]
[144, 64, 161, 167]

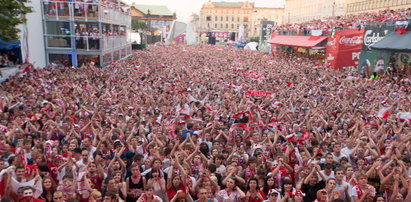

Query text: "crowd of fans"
[0, 43, 410, 202]
[275, 8, 411, 35]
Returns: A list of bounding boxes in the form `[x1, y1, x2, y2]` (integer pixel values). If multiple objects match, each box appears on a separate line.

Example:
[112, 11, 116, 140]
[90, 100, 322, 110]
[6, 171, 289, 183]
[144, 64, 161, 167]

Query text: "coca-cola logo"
[339, 36, 362, 45]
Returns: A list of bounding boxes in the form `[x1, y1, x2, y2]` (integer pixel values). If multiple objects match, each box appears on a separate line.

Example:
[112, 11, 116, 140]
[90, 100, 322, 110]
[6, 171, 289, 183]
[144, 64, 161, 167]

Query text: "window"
[226, 16, 229, 21]
[237, 17, 240, 21]
[206, 16, 211, 21]
[220, 24, 223, 28]
[243, 17, 249, 22]
[226, 24, 228, 28]
[232, 16, 234, 21]
[46, 21, 70, 35]
[221, 16, 223, 21]
[231, 24, 234, 29]
[215, 24, 217, 28]
[48, 54, 72, 66]
[208, 23, 210, 28]
[215, 16, 218, 21]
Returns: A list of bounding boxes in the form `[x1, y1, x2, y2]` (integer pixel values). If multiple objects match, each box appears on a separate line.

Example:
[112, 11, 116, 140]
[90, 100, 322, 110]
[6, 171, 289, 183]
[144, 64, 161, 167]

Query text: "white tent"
[165, 20, 196, 45]
[244, 42, 259, 51]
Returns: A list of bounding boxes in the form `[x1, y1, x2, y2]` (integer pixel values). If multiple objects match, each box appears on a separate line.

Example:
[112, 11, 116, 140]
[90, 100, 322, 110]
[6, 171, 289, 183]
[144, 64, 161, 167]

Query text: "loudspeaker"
[230, 32, 235, 41]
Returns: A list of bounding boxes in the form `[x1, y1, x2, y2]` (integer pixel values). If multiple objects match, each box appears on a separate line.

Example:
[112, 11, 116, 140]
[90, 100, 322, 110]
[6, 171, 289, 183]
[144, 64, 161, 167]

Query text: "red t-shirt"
[247, 190, 265, 202]
[166, 184, 186, 200]
[87, 173, 103, 191]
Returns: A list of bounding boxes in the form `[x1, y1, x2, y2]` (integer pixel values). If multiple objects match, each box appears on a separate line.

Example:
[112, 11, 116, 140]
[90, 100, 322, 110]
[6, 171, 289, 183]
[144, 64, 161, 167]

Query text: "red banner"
[246, 90, 272, 96]
[326, 29, 364, 69]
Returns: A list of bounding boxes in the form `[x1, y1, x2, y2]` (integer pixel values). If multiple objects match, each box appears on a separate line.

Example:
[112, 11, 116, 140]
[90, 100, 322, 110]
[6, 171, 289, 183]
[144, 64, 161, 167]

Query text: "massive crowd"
[0, 43, 410, 202]
[276, 8, 411, 35]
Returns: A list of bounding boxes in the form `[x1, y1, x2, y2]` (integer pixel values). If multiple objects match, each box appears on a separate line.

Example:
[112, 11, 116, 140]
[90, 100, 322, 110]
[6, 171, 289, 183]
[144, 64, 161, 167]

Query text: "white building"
[19, 0, 132, 68]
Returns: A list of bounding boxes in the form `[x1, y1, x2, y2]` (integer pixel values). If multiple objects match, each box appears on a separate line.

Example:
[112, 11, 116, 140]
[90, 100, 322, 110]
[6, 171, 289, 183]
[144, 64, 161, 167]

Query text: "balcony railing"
[46, 34, 131, 51]
[43, 1, 131, 26]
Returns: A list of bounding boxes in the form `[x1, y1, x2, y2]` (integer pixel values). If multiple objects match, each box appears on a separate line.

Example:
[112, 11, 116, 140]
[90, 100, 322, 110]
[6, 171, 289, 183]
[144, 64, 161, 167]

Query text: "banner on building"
[325, 28, 364, 69]
[397, 52, 411, 67]
[259, 21, 275, 53]
[357, 24, 394, 76]
[357, 50, 391, 78]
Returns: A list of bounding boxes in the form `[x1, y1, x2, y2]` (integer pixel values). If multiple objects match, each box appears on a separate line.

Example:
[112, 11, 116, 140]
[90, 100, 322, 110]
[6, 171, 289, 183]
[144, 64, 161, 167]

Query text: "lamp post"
[147, 9, 152, 44]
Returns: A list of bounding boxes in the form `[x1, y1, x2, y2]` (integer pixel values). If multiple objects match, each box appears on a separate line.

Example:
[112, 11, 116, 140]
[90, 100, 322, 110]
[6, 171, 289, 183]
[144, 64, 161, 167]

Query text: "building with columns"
[200, 1, 283, 40]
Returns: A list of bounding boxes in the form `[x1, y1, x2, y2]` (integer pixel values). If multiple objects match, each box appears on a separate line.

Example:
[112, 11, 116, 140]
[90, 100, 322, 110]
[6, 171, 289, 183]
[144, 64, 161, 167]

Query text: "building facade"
[129, 4, 176, 43]
[41, 0, 132, 67]
[200, 1, 283, 40]
[285, 0, 345, 24]
[285, 0, 411, 24]
[345, 0, 411, 15]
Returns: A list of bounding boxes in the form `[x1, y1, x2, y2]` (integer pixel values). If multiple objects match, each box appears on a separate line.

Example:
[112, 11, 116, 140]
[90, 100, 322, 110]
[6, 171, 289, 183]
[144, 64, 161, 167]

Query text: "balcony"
[42, 1, 131, 26]
[46, 34, 131, 52]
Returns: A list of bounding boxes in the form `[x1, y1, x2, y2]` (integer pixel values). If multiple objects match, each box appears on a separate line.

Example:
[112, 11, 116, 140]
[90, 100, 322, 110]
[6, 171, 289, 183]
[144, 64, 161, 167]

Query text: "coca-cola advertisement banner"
[326, 28, 364, 69]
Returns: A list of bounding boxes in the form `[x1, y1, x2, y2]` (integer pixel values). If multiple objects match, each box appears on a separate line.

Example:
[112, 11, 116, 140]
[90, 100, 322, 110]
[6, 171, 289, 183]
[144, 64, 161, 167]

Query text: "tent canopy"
[268, 35, 327, 48]
[244, 42, 258, 51]
[0, 40, 20, 50]
[371, 32, 411, 52]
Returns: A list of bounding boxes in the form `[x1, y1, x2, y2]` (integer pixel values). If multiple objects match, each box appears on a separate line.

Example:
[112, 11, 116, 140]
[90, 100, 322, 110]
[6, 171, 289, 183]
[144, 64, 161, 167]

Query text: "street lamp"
[147, 9, 153, 44]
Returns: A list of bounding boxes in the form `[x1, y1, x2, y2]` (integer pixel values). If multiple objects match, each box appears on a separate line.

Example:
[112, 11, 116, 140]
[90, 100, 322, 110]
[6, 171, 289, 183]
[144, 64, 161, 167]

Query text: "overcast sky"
[124, 0, 285, 21]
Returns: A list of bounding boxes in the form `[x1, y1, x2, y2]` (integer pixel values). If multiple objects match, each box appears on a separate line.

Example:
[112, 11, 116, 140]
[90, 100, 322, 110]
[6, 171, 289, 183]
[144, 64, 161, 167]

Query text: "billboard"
[357, 24, 394, 77]
[325, 29, 364, 69]
[259, 21, 275, 53]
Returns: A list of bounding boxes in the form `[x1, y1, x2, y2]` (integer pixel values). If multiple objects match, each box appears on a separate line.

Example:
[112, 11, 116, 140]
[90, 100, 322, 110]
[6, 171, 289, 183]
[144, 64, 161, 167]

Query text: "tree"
[132, 19, 148, 30]
[0, 0, 32, 42]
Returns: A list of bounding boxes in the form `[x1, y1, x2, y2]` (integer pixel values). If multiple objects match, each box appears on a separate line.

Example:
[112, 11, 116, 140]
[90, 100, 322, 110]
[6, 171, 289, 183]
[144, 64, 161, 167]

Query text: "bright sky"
[124, 0, 285, 21]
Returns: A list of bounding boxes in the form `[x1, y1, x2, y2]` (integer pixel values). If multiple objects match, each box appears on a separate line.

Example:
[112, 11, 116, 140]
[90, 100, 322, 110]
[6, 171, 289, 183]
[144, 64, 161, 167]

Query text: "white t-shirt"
[333, 152, 347, 162]
[319, 170, 335, 181]
[341, 147, 352, 162]
[334, 180, 352, 201]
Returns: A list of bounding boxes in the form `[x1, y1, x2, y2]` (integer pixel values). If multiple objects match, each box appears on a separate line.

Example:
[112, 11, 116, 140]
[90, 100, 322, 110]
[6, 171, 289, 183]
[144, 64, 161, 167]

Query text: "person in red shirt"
[246, 177, 265, 202]
[86, 162, 104, 191]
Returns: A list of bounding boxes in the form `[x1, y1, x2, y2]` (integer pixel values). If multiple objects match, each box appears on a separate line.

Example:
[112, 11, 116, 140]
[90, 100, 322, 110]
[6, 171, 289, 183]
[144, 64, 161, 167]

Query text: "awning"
[268, 35, 327, 48]
[371, 31, 411, 52]
[0, 40, 20, 50]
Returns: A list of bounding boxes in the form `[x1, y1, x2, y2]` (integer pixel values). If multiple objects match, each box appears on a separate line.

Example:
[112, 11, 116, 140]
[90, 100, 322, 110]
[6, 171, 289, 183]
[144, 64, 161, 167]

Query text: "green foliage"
[0, 0, 32, 42]
[249, 37, 259, 42]
[132, 19, 148, 30]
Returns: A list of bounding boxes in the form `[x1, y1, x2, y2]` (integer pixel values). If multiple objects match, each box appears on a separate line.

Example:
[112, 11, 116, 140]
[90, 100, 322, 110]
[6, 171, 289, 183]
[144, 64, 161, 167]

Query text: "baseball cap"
[268, 189, 280, 196]
[317, 189, 327, 194]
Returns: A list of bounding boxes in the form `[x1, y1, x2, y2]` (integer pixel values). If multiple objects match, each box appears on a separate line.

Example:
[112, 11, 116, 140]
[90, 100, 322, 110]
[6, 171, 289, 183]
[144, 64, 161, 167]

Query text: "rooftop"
[212, 2, 245, 8]
[133, 4, 173, 16]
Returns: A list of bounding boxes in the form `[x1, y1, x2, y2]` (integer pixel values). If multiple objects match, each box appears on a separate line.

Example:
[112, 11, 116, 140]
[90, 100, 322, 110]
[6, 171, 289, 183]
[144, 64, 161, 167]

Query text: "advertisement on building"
[398, 52, 411, 67]
[357, 24, 394, 75]
[259, 21, 275, 52]
[325, 28, 364, 69]
[358, 50, 392, 78]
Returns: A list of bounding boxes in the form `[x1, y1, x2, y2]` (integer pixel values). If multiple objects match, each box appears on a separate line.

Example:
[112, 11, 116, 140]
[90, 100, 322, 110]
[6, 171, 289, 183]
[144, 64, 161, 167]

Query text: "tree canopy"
[0, 0, 32, 42]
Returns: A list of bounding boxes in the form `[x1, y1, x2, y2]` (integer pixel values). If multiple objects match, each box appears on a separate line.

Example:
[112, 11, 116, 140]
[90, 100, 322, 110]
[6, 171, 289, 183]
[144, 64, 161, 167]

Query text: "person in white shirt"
[332, 143, 347, 162]
[341, 139, 355, 163]
[319, 164, 335, 181]
[333, 168, 351, 201]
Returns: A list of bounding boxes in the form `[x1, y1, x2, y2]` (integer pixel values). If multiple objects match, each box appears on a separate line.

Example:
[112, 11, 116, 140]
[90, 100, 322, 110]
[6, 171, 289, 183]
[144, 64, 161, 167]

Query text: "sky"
[124, 0, 285, 21]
